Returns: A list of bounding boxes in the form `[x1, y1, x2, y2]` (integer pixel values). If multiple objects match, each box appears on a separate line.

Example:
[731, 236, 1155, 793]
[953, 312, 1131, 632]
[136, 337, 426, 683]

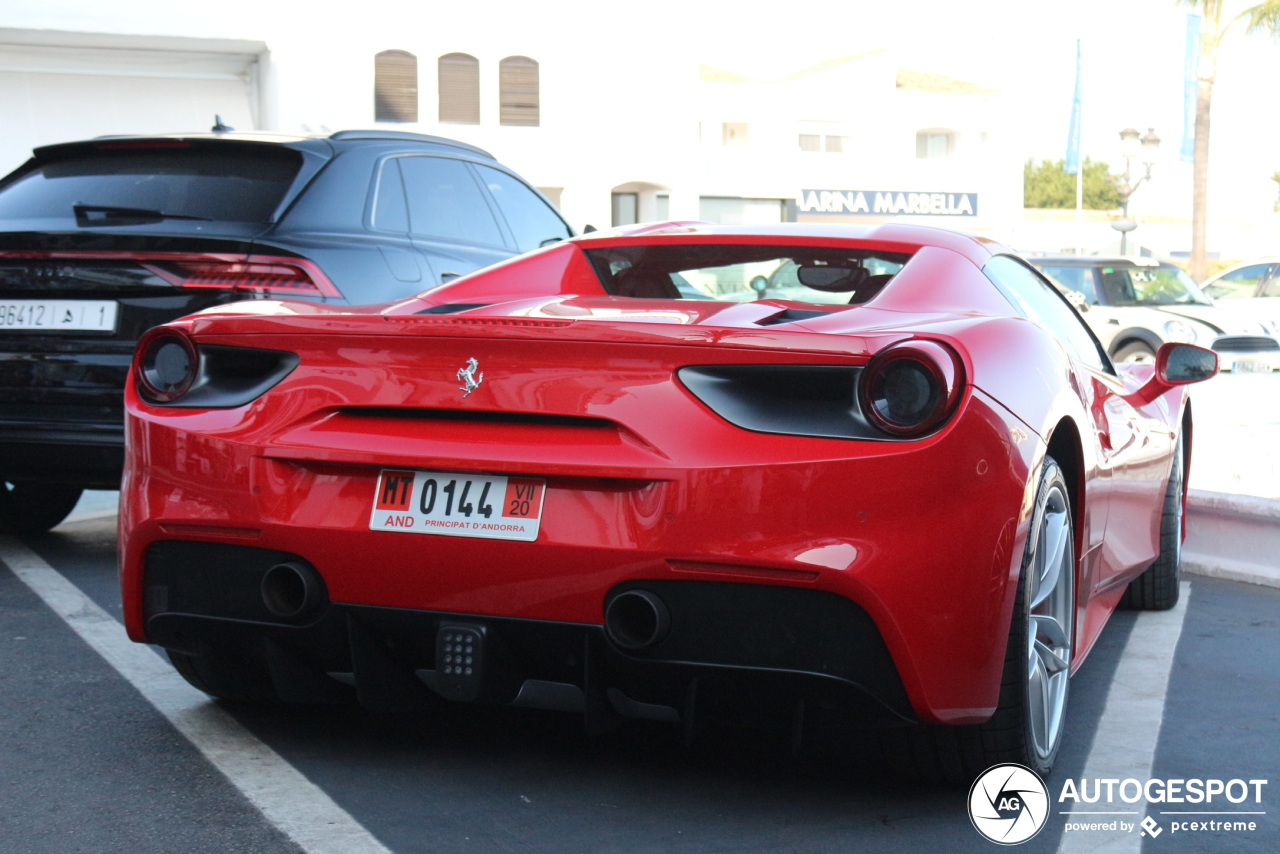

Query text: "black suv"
[0, 129, 574, 532]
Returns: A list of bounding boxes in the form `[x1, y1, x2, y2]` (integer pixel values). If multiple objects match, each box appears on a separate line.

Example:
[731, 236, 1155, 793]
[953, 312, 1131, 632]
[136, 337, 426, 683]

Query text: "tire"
[881, 457, 1075, 783]
[1120, 432, 1185, 610]
[0, 481, 84, 534]
[1112, 341, 1157, 365]
[168, 647, 279, 704]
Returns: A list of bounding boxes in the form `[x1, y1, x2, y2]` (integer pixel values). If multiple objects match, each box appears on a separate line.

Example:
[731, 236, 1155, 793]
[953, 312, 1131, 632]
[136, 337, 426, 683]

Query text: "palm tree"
[1180, 1, 1280, 281]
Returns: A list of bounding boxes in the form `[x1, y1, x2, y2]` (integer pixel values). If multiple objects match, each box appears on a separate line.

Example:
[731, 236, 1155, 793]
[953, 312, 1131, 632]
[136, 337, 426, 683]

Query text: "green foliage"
[1023, 158, 1123, 210]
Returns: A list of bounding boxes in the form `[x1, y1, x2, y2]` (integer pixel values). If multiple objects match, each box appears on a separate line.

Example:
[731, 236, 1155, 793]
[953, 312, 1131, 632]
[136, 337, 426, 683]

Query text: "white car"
[1029, 255, 1280, 372]
[1199, 258, 1280, 338]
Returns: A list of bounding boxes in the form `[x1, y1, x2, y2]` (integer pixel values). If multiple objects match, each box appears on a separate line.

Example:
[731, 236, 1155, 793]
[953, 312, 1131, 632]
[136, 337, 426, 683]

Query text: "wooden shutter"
[499, 56, 539, 127]
[438, 53, 480, 124]
[374, 50, 418, 123]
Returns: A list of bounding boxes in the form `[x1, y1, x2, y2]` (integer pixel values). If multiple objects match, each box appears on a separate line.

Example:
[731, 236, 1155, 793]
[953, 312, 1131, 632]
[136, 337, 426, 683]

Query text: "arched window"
[499, 56, 539, 127]
[374, 50, 418, 123]
[438, 53, 480, 124]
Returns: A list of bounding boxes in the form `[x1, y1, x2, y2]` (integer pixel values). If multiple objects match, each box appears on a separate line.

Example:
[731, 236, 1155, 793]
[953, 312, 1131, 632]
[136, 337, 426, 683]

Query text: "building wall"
[0, 9, 1018, 242]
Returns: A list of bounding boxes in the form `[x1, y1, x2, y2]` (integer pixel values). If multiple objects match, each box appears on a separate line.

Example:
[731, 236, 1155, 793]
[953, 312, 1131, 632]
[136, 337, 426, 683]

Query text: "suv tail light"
[0, 251, 340, 298]
[142, 255, 340, 298]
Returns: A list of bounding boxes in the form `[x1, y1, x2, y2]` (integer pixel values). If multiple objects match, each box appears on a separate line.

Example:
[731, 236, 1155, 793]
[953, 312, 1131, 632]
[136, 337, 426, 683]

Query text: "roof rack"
[326, 130, 492, 158]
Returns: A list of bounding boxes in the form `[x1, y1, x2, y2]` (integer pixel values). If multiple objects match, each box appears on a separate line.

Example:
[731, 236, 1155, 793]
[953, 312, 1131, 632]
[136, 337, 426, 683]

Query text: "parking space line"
[0, 537, 392, 854]
[1056, 582, 1192, 854]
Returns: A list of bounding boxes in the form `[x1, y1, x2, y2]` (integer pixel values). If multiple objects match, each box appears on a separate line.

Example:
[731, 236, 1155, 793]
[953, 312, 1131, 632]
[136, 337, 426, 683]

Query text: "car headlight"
[1163, 319, 1198, 343]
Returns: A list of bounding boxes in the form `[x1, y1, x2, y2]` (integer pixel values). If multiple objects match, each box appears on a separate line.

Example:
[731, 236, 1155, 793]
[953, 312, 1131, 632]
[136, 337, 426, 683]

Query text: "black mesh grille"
[1212, 336, 1280, 352]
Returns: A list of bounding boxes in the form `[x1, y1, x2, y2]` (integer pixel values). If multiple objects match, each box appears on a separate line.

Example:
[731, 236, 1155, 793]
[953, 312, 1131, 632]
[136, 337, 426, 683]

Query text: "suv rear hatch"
[0, 137, 331, 484]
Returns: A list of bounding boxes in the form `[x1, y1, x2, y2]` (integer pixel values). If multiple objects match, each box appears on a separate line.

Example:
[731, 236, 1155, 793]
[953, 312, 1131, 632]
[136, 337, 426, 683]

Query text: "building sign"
[799, 189, 978, 217]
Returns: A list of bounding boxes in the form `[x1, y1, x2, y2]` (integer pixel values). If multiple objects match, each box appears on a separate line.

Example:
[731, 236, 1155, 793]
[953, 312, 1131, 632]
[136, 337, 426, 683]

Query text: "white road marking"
[1055, 582, 1192, 854]
[0, 536, 392, 854]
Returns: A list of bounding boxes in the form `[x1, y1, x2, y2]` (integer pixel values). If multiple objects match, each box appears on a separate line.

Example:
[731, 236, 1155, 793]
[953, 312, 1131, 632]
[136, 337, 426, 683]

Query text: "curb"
[1183, 490, 1280, 588]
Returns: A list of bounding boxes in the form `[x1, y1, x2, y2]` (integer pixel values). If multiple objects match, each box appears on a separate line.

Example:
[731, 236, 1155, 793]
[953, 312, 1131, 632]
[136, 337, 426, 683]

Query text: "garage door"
[0, 30, 265, 175]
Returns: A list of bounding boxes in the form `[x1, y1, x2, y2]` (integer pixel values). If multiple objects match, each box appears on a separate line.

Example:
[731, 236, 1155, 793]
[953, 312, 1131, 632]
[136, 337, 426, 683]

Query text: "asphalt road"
[2, 508, 1277, 854]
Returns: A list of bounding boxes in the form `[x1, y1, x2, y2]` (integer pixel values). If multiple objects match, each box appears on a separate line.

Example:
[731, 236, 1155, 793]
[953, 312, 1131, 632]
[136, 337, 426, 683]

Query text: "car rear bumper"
[141, 540, 918, 726]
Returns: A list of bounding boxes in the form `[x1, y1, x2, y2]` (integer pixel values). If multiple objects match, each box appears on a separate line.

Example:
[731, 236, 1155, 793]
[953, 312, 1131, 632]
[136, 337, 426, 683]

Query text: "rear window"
[583, 243, 912, 303]
[0, 144, 301, 224]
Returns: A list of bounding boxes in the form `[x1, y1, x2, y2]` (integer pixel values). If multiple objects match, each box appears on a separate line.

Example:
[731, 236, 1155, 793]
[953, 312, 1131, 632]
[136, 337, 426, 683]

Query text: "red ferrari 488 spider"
[119, 222, 1217, 780]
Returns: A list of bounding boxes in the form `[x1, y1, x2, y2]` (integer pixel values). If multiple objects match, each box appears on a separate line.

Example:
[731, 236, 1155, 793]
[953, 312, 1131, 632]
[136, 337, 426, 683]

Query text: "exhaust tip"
[605, 589, 671, 650]
[261, 560, 326, 620]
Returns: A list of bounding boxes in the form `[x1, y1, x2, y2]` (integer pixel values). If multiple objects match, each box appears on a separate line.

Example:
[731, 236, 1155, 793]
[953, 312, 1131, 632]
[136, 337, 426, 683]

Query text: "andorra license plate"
[369, 469, 545, 541]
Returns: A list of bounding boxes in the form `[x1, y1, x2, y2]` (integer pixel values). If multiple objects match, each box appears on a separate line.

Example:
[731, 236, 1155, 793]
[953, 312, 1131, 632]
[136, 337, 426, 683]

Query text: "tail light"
[859, 341, 964, 438]
[135, 327, 198, 404]
[132, 326, 300, 408]
[141, 255, 340, 298]
[0, 250, 340, 298]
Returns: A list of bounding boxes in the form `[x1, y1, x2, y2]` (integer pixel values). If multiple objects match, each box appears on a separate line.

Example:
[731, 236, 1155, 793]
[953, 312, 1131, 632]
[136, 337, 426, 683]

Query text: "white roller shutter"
[0, 29, 265, 174]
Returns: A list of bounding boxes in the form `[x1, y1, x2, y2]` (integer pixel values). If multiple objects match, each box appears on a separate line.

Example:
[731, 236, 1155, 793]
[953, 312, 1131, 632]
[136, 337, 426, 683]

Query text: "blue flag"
[1182, 14, 1200, 162]
[1065, 40, 1082, 175]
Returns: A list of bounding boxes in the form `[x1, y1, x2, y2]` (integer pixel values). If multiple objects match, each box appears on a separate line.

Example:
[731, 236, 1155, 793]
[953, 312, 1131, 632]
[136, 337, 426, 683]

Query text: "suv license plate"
[370, 469, 545, 541]
[0, 300, 119, 332]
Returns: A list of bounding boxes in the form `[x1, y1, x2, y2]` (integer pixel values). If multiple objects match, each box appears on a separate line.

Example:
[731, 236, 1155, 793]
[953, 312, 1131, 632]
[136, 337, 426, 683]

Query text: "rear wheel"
[0, 481, 84, 534]
[882, 457, 1075, 782]
[1121, 432, 1185, 610]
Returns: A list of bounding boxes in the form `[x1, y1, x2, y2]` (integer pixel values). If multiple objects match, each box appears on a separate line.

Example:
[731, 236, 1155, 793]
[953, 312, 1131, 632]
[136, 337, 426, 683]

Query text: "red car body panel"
[118, 222, 1195, 728]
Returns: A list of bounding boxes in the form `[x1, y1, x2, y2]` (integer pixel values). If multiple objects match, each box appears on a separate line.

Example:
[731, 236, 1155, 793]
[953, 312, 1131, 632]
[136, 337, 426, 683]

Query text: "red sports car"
[118, 222, 1217, 780]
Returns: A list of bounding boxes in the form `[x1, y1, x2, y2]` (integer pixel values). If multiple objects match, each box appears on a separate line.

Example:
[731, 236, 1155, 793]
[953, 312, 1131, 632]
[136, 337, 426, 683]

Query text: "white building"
[0, 8, 1022, 242]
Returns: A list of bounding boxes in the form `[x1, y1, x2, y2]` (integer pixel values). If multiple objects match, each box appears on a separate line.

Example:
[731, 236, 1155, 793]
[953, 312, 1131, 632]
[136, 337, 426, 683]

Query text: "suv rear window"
[0, 144, 301, 224]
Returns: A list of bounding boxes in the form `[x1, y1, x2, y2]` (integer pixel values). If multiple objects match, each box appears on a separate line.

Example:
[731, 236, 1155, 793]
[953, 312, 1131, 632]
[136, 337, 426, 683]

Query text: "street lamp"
[1111, 127, 1161, 254]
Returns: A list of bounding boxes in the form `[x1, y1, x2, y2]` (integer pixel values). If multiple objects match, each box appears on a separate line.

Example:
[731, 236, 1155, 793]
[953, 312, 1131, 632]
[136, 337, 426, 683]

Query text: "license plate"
[0, 299, 118, 332]
[370, 469, 545, 541]
[1229, 359, 1270, 373]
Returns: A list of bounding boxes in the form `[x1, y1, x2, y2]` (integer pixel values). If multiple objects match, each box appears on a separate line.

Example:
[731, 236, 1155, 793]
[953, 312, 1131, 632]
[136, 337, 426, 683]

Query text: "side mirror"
[1125, 342, 1218, 405]
[1157, 342, 1219, 384]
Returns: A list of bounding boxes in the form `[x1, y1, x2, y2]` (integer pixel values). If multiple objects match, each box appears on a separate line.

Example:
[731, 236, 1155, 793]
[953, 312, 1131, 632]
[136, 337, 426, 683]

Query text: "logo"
[969, 764, 1050, 845]
[457, 357, 484, 398]
[1140, 816, 1163, 838]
